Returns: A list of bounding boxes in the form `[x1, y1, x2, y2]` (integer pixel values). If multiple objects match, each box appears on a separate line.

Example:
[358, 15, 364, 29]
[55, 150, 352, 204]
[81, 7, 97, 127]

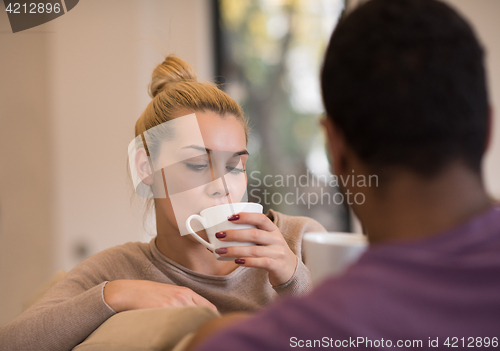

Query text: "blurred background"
[1, 0, 499, 326]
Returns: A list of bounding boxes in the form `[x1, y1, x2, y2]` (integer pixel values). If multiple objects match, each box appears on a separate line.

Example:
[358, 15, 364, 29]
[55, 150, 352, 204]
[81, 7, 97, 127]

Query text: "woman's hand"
[103, 280, 217, 313]
[214, 213, 298, 287]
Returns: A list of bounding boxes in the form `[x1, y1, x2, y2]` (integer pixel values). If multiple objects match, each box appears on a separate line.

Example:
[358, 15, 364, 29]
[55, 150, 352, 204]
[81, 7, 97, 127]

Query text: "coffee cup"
[303, 232, 368, 285]
[185, 202, 263, 260]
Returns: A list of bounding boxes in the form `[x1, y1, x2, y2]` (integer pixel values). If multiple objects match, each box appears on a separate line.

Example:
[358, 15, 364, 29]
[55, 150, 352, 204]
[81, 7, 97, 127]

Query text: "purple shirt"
[196, 206, 500, 350]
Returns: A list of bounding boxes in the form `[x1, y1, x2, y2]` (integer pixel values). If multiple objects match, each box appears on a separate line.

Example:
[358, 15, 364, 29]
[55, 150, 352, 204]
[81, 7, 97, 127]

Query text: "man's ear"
[321, 117, 348, 177]
[135, 148, 154, 186]
[484, 105, 494, 154]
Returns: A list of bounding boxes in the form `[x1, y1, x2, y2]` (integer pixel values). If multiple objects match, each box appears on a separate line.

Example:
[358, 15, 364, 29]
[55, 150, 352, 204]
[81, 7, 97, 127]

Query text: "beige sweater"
[0, 210, 325, 351]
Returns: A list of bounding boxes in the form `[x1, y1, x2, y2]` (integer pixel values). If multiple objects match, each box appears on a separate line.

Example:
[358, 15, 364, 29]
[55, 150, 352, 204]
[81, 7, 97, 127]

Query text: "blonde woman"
[0, 56, 325, 351]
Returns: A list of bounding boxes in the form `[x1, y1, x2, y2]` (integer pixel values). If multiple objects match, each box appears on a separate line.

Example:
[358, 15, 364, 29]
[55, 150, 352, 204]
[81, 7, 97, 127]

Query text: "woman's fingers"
[163, 286, 217, 311]
[215, 244, 286, 260]
[233, 257, 276, 270]
[227, 212, 276, 232]
[231, 256, 297, 287]
[217, 227, 278, 245]
[189, 291, 218, 311]
[223, 212, 299, 287]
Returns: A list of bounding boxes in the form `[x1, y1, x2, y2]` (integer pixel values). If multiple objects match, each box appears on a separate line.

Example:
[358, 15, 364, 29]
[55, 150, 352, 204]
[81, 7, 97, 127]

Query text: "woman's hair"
[131, 55, 248, 230]
[135, 55, 248, 151]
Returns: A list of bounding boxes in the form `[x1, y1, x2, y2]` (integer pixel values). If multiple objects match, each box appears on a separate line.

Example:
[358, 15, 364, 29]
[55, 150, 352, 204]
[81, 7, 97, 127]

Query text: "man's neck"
[355, 163, 492, 245]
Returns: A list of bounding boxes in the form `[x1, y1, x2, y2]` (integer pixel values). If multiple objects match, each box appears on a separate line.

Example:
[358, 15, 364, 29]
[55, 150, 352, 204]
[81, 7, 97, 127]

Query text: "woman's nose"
[205, 175, 229, 197]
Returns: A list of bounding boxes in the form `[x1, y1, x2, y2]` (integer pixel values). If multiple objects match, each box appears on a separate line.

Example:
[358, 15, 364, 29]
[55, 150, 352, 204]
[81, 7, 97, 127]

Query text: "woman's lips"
[207, 201, 229, 208]
[195, 201, 229, 214]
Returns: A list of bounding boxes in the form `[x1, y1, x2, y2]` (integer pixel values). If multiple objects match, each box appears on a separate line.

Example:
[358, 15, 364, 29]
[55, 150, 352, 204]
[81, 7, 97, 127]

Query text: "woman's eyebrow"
[181, 145, 249, 156]
[181, 145, 208, 152]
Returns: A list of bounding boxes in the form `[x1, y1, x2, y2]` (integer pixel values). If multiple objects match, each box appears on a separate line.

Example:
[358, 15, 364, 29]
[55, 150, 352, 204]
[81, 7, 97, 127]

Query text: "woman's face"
[150, 111, 248, 236]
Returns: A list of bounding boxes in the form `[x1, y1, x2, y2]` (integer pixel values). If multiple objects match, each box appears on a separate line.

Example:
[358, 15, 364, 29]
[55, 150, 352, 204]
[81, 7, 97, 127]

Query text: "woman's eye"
[185, 163, 208, 171]
[226, 166, 245, 174]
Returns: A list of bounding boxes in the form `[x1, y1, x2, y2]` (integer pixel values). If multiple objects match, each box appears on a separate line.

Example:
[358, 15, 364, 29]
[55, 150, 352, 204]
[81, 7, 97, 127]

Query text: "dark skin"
[185, 114, 494, 351]
[322, 117, 493, 245]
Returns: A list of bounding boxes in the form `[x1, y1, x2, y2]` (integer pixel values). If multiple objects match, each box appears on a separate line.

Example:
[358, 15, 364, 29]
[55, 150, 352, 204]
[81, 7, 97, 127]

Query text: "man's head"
[321, 0, 489, 181]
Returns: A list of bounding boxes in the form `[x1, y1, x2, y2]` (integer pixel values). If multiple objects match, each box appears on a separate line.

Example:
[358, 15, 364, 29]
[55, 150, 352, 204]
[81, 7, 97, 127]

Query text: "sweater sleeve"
[266, 210, 327, 297]
[272, 258, 312, 296]
[0, 250, 121, 351]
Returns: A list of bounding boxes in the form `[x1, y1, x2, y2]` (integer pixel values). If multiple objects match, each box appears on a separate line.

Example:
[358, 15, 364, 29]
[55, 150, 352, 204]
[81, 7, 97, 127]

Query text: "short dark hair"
[321, 0, 488, 177]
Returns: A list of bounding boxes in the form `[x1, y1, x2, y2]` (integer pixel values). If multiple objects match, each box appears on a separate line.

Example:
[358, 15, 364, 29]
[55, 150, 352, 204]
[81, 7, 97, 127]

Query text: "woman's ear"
[135, 148, 154, 186]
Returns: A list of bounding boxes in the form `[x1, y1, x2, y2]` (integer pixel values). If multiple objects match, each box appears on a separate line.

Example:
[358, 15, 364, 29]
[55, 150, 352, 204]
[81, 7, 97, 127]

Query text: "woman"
[0, 56, 325, 351]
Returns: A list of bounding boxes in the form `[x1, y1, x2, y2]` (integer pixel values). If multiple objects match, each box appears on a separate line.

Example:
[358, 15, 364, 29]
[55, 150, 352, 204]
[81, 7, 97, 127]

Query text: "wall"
[48, 0, 214, 273]
[0, 0, 213, 326]
[0, 9, 53, 327]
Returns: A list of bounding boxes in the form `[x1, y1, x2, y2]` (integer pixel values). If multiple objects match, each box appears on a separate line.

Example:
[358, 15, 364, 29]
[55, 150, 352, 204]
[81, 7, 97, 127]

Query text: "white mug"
[303, 232, 368, 285]
[185, 202, 263, 261]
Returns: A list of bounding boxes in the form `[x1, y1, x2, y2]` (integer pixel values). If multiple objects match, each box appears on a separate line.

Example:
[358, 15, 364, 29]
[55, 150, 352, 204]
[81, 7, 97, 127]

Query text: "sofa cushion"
[72, 306, 220, 351]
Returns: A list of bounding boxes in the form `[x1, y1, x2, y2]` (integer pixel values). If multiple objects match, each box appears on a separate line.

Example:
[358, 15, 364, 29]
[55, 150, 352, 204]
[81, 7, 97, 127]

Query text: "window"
[215, 0, 348, 230]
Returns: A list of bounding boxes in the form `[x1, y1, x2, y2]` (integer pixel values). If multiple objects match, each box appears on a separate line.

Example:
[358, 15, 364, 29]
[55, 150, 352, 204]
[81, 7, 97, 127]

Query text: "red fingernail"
[228, 214, 240, 221]
[215, 231, 226, 239]
[235, 258, 245, 264]
[215, 248, 227, 254]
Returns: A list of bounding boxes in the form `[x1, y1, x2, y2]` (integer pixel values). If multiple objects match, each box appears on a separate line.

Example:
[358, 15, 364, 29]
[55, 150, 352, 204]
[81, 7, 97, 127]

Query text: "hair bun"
[149, 55, 197, 98]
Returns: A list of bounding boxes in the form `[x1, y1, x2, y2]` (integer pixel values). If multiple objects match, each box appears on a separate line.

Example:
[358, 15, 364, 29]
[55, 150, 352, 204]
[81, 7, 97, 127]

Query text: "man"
[188, 0, 500, 349]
